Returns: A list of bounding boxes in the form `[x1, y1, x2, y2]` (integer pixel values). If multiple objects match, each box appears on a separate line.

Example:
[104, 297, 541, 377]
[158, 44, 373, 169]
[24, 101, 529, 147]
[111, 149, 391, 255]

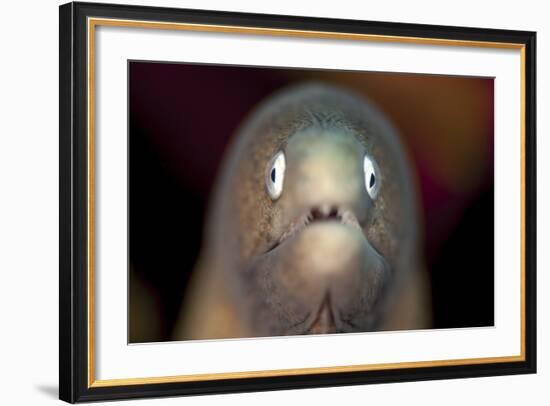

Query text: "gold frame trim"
[87, 17, 527, 388]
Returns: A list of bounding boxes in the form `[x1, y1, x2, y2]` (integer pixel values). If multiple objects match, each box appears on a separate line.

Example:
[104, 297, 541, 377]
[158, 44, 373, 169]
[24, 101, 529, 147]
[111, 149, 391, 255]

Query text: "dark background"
[129, 61, 494, 343]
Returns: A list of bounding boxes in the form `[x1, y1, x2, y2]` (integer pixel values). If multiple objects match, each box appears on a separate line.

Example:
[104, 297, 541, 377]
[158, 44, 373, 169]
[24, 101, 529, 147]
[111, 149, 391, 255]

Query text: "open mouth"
[303, 204, 362, 229]
[264, 205, 362, 254]
[307, 205, 342, 223]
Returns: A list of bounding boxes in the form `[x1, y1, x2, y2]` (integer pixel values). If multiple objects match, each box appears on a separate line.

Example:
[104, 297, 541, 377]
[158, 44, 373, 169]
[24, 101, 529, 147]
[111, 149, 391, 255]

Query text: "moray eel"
[174, 83, 431, 340]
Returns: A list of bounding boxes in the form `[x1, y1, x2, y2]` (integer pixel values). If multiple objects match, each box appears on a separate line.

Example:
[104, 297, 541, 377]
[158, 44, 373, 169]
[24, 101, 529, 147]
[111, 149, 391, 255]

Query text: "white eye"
[363, 155, 379, 199]
[266, 151, 286, 200]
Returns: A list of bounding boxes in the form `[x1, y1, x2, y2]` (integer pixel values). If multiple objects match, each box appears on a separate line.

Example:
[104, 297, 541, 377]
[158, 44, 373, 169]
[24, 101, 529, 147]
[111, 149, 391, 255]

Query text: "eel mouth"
[265, 204, 362, 254]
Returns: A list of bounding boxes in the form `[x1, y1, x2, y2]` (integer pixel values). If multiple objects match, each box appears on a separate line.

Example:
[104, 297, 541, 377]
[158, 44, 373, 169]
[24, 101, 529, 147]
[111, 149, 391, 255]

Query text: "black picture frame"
[59, 1, 537, 403]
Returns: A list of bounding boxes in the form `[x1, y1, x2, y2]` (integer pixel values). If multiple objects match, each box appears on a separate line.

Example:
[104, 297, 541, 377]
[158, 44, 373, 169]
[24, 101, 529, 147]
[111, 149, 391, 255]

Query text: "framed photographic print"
[59, 1, 537, 403]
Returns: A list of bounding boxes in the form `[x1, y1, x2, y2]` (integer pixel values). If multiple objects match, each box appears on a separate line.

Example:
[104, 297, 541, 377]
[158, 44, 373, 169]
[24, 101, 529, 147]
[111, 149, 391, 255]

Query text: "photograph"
[57, 2, 536, 402]
[128, 62, 494, 343]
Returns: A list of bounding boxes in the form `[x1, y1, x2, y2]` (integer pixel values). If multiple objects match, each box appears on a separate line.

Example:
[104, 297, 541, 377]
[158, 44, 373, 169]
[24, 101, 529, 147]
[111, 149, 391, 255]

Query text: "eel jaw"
[254, 205, 384, 336]
[266, 204, 363, 254]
